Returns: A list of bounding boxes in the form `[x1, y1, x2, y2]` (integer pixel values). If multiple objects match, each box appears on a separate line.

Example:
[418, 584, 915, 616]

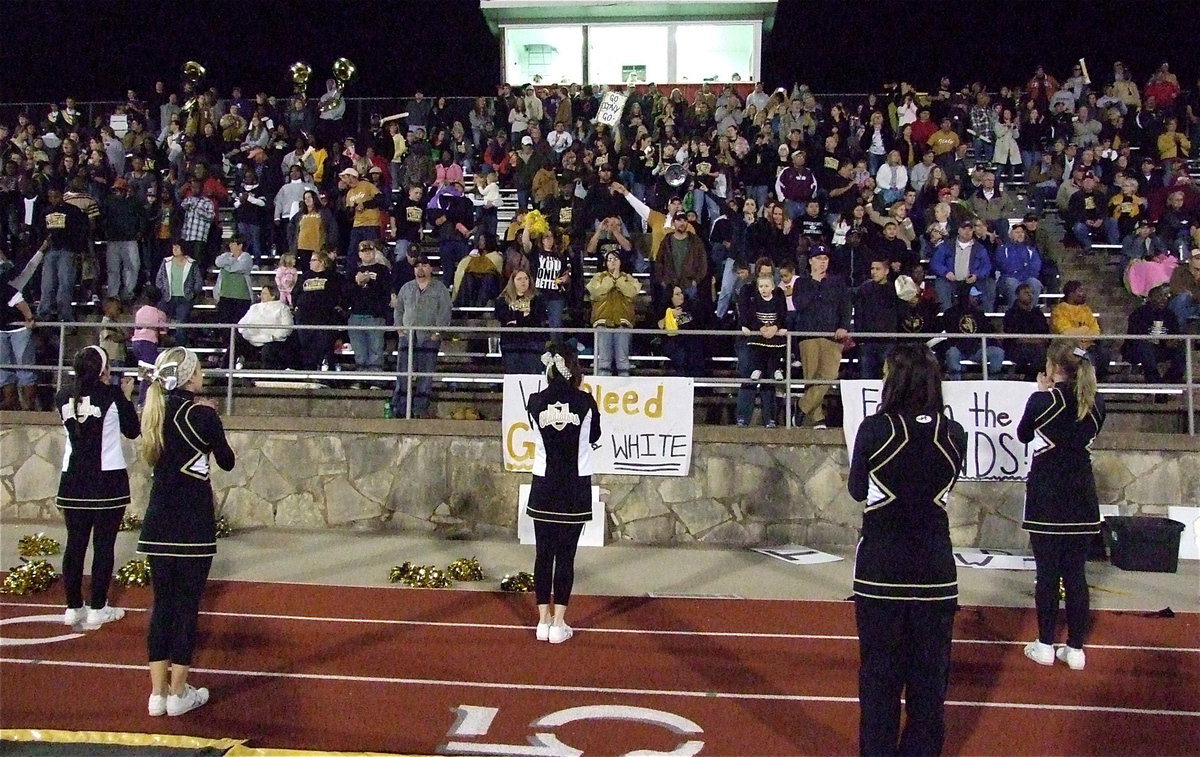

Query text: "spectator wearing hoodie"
[237, 285, 294, 369]
[994, 224, 1043, 309]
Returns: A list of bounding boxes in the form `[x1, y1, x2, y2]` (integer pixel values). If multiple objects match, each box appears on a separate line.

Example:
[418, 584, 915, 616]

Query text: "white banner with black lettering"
[502, 375, 694, 476]
[841, 380, 1038, 481]
[595, 91, 629, 126]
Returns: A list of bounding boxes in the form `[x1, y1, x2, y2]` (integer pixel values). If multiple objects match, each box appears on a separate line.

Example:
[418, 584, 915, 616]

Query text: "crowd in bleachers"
[1, 60, 1198, 421]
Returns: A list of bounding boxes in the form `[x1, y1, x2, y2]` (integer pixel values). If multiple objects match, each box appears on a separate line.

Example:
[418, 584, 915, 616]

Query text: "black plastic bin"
[1103, 516, 1186, 573]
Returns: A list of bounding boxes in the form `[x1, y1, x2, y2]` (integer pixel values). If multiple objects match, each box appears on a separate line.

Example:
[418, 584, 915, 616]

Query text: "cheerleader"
[137, 347, 235, 716]
[1018, 340, 1105, 670]
[525, 344, 601, 644]
[848, 343, 967, 756]
[55, 346, 139, 628]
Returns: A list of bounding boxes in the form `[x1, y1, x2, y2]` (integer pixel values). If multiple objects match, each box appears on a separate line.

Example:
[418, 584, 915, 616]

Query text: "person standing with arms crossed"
[56, 346, 140, 629]
[1018, 340, 1105, 671]
[137, 347, 235, 716]
[848, 343, 967, 756]
[525, 343, 601, 644]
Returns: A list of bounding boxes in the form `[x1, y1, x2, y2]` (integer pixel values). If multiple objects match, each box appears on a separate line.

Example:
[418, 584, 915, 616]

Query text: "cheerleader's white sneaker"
[148, 693, 167, 716]
[1023, 640, 1055, 666]
[548, 623, 574, 644]
[167, 684, 209, 716]
[63, 607, 87, 626]
[1056, 645, 1086, 670]
[536, 622, 550, 641]
[84, 604, 124, 628]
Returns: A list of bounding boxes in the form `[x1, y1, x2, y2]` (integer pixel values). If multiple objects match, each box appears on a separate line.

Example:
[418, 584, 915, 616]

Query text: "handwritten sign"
[502, 375, 694, 476]
[596, 91, 629, 127]
[953, 548, 1036, 570]
[841, 380, 1038, 481]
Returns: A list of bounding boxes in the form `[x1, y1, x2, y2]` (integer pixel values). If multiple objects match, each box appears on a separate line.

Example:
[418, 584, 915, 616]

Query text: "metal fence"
[5, 321, 1196, 435]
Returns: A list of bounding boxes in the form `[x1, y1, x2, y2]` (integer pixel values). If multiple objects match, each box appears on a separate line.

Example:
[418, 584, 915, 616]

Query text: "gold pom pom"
[0, 559, 59, 595]
[524, 210, 551, 238]
[119, 514, 143, 531]
[500, 571, 535, 592]
[214, 516, 233, 538]
[18, 533, 61, 557]
[114, 559, 152, 588]
[447, 557, 485, 582]
[388, 562, 417, 583]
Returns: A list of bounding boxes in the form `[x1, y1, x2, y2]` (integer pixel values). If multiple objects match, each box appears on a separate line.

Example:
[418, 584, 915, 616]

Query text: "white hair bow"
[540, 351, 571, 379]
[148, 360, 181, 390]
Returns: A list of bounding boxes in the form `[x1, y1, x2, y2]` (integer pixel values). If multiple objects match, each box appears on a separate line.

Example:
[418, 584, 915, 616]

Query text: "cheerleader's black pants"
[147, 555, 212, 665]
[855, 598, 955, 757]
[533, 521, 584, 606]
[62, 507, 125, 610]
[1030, 532, 1091, 648]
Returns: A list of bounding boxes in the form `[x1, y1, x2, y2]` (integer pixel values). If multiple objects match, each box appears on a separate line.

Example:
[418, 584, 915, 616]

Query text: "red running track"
[1, 579, 1197, 756]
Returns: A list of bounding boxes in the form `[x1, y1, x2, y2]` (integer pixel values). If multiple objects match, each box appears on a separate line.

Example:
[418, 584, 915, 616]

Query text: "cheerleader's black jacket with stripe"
[849, 412, 967, 604]
[54, 384, 140, 509]
[1017, 382, 1106, 536]
[524, 382, 602, 524]
[137, 390, 236, 558]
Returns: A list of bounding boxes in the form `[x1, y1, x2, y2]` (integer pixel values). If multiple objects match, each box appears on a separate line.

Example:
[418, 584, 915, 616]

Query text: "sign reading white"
[517, 485, 606, 547]
[595, 91, 629, 126]
[502, 375, 694, 476]
[841, 380, 1037, 481]
[753, 545, 843, 565]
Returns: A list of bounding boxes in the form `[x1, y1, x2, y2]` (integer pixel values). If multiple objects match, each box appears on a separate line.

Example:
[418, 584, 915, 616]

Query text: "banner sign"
[841, 380, 1038, 481]
[502, 375, 694, 476]
[596, 91, 629, 126]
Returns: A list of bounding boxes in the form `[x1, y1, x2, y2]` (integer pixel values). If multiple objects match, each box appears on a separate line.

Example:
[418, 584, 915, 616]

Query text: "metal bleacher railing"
[7, 321, 1197, 434]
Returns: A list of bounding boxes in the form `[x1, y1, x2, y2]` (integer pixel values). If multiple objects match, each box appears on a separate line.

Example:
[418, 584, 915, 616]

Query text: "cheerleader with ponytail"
[55, 345, 139, 630]
[137, 347, 235, 716]
[524, 342, 601, 644]
[1018, 339, 1105, 671]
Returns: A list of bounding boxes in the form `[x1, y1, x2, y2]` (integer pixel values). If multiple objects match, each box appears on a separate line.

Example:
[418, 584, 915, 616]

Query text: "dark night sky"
[1, 0, 1195, 103]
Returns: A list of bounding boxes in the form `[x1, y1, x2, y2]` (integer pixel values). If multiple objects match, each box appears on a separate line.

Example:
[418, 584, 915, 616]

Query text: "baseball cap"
[969, 286, 982, 297]
[339, 168, 360, 179]
[808, 243, 829, 258]
[368, 165, 383, 174]
[1022, 212, 1040, 222]
[521, 135, 533, 146]
[1081, 171, 1097, 180]
[672, 211, 688, 221]
[958, 220, 973, 228]
[411, 253, 432, 265]
[1134, 218, 1154, 229]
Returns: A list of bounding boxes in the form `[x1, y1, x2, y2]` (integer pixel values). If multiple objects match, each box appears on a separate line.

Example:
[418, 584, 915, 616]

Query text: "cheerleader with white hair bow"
[524, 343, 601, 644]
[136, 347, 235, 717]
[55, 345, 140, 631]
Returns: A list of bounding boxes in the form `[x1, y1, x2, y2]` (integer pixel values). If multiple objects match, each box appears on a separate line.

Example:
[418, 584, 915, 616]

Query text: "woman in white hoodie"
[237, 285, 294, 369]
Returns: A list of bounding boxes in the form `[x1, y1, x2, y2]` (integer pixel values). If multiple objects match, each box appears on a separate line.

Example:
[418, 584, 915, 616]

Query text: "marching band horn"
[289, 61, 312, 96]
[320, 57, 356, 114]
[180, 61, 207, 113]
[1079, 58, 1091, 86]
[664, 163, 689, 187]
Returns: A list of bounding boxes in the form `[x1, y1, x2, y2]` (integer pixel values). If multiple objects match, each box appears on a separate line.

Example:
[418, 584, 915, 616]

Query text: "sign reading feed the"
[841, 380, 1038, 481]
[502, 375, 694, 476]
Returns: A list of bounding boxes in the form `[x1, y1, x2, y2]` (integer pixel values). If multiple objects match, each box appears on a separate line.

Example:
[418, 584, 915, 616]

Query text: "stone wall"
[2, 418, 1196, 549]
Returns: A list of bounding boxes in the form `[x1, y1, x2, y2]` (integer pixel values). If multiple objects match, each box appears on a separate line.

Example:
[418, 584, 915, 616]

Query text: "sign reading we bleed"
[841, 380, 1038, 482]
[502, 375, 694, 476]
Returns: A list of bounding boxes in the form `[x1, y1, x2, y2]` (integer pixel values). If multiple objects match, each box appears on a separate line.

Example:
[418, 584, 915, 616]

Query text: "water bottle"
[382, 400, 394, 419]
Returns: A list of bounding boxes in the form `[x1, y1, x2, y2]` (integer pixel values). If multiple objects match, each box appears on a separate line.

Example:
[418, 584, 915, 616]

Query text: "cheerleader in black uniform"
[525, 343, 601, 644]
[848, 343, 967, 757]
[136, 347, 235, 716]
[1018, 340, 1104, 671]
[55, 345, 139, 629]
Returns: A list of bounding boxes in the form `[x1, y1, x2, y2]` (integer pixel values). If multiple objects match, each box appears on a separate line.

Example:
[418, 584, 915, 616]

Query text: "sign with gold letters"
[502, 375, 694, 476]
